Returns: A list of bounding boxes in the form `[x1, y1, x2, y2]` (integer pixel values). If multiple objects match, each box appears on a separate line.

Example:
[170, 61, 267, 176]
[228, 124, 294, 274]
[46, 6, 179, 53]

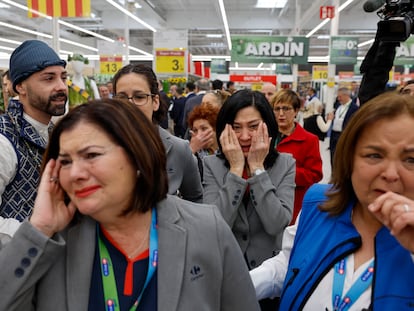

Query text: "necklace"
[127, 228, 150, 259]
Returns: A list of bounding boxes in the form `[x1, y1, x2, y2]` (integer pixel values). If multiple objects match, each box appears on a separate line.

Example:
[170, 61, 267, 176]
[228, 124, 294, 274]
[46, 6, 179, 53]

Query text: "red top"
[276, 123, 323, 224]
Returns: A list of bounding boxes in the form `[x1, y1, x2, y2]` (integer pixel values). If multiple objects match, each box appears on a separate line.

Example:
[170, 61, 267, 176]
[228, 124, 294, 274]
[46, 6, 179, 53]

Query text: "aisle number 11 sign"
[155, 49, 186, 74]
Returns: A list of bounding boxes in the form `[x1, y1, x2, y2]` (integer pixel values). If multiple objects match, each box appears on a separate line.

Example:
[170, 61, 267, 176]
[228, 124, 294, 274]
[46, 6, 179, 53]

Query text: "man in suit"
[329, 87, 359, 168]
[182, 79, 210, 135]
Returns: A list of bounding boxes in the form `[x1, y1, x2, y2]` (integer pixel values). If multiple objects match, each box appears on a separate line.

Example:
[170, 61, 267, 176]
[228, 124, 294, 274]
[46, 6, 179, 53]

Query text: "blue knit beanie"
[10, 40, 66, 93]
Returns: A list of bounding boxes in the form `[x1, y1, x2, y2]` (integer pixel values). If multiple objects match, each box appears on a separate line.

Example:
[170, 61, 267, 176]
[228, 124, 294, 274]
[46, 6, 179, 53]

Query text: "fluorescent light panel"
[255, 0, 288, 9]
[218, 0, 232, 50]
[105, 0, 156, 32]
[1, 0, 152, 56]
[306, 0, 355, 38]
[206, 34, 223, 38]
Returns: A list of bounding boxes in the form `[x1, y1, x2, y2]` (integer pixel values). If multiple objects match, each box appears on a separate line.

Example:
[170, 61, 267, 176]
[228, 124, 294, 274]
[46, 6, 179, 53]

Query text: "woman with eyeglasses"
[202, 89, 295, 311]
[270, 89, 323, 224]
[112, 64, 203, 203]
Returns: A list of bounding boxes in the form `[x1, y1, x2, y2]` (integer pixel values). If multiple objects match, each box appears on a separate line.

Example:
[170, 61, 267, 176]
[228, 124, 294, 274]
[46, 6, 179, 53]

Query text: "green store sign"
[329, 36, 358, 65]
[231, 36, 309, 64]
[395, 37, 414, 65]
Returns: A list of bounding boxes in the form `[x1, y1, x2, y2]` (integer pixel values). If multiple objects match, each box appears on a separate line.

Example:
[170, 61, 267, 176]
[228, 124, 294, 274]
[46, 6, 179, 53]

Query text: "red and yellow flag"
[27, 0, 91, 18]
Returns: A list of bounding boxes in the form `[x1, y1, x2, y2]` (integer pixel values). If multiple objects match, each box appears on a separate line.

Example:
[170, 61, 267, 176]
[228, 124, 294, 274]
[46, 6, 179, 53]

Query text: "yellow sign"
[155, 49, 185, 74]
[312, 65, 328, 80]
[100, 55, 123, 74]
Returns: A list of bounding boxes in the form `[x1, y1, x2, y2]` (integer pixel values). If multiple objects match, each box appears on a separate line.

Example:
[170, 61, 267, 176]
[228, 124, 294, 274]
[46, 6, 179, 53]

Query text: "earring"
[136, 170, 141, 177]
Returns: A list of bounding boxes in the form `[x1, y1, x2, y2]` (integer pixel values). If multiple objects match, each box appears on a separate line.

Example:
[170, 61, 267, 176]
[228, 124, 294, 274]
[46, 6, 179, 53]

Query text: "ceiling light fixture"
[59, 20, 115, 43]
[106, 0, 157, 32]
[2, 0, 152, 56]
[60, 38, 98, 51]
[218, 0, 232, 50]
[358, 39, 375, 47]
[306, 0, 355, 38]
[0, 45, 14, 51]
[0, 21, 52, 38]
[255, 0, 288, 9]
[128, 45, 152, 56]
[206, 34, 223, 38]
[0, 37, 22, 45]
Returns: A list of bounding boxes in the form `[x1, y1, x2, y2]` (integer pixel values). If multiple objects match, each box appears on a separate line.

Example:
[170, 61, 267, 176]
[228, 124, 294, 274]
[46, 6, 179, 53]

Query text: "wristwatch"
[253, 168, 266, 176]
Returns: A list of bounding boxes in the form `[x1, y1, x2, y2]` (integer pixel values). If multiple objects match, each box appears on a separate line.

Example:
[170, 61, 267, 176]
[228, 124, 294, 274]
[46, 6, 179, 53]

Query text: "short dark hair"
[215, 89, 279, 168]
[186, 81, 195, 92]
[212, 79, 223, 90]
[112, 64, 167, 125]
[1, 70, 10, 79]
[43, 98, 169, 215]
[226, 81, 234, 89]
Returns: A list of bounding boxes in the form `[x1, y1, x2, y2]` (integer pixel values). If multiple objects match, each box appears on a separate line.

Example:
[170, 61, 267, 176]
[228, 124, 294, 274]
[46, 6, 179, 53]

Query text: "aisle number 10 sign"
[312, 65, 328, 80]
[155, 49, 186, 74]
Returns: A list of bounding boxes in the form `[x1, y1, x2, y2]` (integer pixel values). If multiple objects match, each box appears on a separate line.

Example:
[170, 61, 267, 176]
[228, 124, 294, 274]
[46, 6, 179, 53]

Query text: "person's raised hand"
[247, 122, 270, 173]
[219, 124, 245, 177]
[30, 159, 76, 237]
[369, 191, 414, 253]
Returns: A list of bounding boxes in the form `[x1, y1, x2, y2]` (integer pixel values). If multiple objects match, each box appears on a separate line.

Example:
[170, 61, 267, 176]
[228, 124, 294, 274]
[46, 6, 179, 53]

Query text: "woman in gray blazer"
[0, 99, 260, 311]
[202, 90, 295, 310]
[113, 64, 203, 202]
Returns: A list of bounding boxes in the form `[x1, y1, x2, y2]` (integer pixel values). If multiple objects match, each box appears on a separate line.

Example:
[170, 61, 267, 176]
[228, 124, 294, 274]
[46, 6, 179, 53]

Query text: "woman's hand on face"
[220, 124, 245, 176]
[369, 191, 414, 252]
[30, 159, 76, 237]
[189, 129, 214, 154]
[247, 122, 270, 172]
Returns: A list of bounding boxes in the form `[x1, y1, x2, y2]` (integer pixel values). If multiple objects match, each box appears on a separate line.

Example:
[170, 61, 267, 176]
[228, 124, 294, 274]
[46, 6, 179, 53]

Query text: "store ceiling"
[0, 0, 380, 64]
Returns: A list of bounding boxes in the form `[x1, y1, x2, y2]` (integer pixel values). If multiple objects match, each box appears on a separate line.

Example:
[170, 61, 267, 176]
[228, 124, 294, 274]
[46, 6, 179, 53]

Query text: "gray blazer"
[159, 127, 203, 202]
[0, 195, 260, 311]
[203, 153, 296, 270]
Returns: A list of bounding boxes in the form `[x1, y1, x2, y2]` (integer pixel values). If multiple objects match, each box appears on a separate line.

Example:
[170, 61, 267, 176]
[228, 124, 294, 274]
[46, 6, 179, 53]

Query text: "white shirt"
[250, 215, 372, 310]
[317, 115, 332, 133]
[332, 100, 351, 132]
[0, 216, 20, 238]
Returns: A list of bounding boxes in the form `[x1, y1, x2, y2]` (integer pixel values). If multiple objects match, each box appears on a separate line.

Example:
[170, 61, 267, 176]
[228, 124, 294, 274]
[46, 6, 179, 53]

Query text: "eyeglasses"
[273, 106, 294, 113]
[113, 92, 154, 106]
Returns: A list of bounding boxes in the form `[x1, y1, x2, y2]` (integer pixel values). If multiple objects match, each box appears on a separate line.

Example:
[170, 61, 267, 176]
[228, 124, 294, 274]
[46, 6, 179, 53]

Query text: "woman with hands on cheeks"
[0, 98, 260, 311]
[250, 92, 414, 310]
[202, 90, 295, 311]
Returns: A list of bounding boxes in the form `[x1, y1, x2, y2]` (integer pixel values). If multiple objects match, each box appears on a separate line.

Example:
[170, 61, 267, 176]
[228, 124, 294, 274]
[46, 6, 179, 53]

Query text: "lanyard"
[337, 103, 350, 119]
[98, 208, 158, 311]
[331, 257, 374, 311]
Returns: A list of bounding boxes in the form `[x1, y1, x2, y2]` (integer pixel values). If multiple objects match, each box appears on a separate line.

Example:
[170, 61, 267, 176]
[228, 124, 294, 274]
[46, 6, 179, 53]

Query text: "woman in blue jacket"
[251, 92, 414, 310]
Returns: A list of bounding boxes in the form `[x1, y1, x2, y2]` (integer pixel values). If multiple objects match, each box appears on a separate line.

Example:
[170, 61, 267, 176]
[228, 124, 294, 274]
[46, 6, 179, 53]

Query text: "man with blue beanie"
[0, 40, 67, 228]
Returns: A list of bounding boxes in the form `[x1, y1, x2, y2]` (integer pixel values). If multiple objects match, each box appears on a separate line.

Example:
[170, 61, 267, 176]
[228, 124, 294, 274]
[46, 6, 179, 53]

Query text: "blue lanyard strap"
[98, 208, 158, 311]
[332, 257, 374, 311]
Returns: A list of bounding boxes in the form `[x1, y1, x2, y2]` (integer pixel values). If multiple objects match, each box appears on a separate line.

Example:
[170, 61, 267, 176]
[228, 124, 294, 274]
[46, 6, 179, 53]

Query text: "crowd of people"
[1, 28, 414, 311]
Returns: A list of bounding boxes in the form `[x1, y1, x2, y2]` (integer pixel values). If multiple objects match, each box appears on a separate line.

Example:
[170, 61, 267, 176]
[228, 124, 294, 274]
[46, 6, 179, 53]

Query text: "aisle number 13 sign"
[155, 49, 185, 74]
[100, 55, 123, 74]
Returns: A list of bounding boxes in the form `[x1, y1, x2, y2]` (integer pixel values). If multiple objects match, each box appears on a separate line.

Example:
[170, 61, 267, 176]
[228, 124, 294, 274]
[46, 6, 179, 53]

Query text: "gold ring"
[403, 204, 410, 213]
[49, 176, 59, 183]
